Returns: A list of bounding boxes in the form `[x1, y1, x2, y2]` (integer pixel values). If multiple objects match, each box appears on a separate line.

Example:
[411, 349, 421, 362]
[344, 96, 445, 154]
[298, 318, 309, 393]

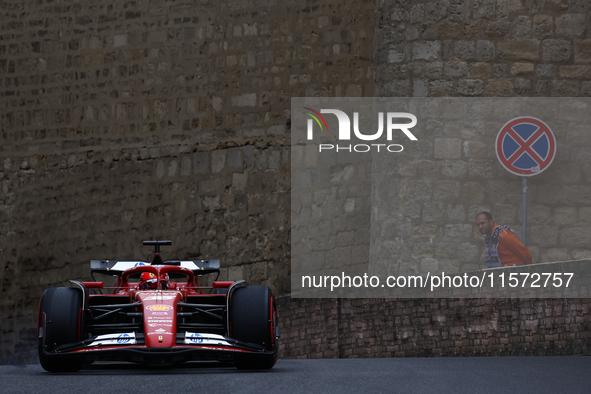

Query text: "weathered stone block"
[268, 150, 281, 170]
[457, 79, 484, 96]
[408, 181, 432, 201]
[232, 172, 247, 190]
[574, 40, 591, 63]
[492, 63, 509, 77]
[473, 0, 495, 19]
[388, 49, 406, 63]
[462, 22, 479, 38]
[227, 265, 245, 281]
[498, 40, 540, 61]
[409, 4, 425, 24]
[544, 163, 581, 185]
[231, 93, 257, 107]
[168, 160, 177, 176]
[413, 41, 441, 61]
[476, 40, 495, 61]
[180, 155, 191, 176]
[521, 204, 551, 225]
[559, 99, 590, 121]
[444, 223, 472, 238]
[446, 204, 466, 221]
[541, 39, 572, 63]
[485, 79, 514, 96]
[553, 207, 576, 226]
[558, 65, 590, 78]
[428, 80, 454, 96]
[413, 80, 428, 97]
[562, 185, 591, 205]
[532, 15, 553, 37]
[493, 204, 516, 224]
[439, 99, 469, 119]
[468, 62, 492, 78]
[462, 182, 485, 204]
[420, 257, 439, 271]
[484, 21, 511, 38]
[326, 246, 352, 268]
[462, 141, 487, 158]
[404, 201, 422, 219]
[425, 1, 449, 21]
[211, 150, 226, 173]
[529, 226, 558, 246]
[434, 241, 455, 257]
[467, 160, 493, 178]
[454, 41, 475, 60]
[572, 249, 591, 259]
[559, 228, 591, 246]
[551, 80, 579, 96]
[423, 202, 446, 222]
[434, 138, 461, 159]
[441, 160, 468, 178]
[380, 80, 411, 96]
[555, 14, 585, 37]
[458, 243, 479, 262]
[536, 184, 563, 204]
[202, 195, 220, 210]
[578, 207, 591, 223]
[413, 241, 434, 257]
[542, 0, 568, 12]
[425, 178, 457, 201]
[199, 177, 223, 193]
[511, 16, 532, 38]
[437, 21, 460, 39]
[511, 62, 534, 76]
[227, 147, 242, 168]
[155, 160, 165, 178]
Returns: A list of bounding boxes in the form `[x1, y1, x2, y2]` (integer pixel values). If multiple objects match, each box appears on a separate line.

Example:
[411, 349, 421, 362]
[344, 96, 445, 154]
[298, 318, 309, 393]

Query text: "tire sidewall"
[38, 287, 85, 372]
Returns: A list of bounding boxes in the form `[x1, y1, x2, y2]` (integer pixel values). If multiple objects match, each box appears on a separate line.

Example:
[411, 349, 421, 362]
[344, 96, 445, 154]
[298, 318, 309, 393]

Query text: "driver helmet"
[160, 273, 170, 290]
[139, 272, 158, 290]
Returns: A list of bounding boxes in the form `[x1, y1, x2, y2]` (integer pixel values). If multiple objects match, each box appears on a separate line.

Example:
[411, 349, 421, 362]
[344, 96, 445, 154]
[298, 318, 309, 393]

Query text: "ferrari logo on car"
[147, 304, 172, 311]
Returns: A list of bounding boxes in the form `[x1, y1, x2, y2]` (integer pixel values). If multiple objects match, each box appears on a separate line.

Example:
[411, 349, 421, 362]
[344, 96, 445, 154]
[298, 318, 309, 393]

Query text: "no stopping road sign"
[496, 116, 556, 177]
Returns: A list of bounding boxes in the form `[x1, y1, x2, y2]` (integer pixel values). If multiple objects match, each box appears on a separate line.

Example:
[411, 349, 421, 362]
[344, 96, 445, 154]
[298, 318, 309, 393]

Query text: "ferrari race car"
[37, 240, 278, 372]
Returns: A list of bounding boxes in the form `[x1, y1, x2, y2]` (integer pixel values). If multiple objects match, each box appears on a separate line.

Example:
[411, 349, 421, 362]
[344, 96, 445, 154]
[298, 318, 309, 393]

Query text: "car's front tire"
[38, 287, 86, 372]
[229, 286, 277, 370]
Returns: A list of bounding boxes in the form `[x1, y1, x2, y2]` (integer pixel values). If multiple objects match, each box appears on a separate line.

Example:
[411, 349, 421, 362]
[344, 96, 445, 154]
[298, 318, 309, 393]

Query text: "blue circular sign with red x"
[496, 117, 556, 177]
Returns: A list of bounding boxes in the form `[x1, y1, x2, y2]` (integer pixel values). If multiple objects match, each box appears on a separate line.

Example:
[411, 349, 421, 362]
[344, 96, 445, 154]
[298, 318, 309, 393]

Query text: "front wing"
[40, 332, 277, 365]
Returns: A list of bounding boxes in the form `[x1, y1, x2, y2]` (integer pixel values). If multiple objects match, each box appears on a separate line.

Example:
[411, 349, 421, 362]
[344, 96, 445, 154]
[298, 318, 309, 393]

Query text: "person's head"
[160, 273, 170, 290]
[475, 212, 495, 235]
[139, 272, 158, 290]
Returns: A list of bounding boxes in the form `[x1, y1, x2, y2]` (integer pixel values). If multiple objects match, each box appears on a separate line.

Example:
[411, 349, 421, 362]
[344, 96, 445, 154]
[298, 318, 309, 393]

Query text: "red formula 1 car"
[37, 241, 278, 372]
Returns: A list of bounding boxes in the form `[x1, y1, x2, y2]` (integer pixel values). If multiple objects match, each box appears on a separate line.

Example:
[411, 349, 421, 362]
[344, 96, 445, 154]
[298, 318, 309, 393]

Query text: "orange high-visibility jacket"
[494, 225, 533, 266]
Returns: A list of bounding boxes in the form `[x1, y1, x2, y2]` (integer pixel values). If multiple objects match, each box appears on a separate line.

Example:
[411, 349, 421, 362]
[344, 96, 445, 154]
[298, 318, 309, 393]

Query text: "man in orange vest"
[475, 211, 532, 268]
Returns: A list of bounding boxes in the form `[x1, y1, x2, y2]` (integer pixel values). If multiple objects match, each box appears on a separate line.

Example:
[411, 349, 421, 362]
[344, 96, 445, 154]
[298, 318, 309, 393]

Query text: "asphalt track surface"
[3, 356, 591, 393]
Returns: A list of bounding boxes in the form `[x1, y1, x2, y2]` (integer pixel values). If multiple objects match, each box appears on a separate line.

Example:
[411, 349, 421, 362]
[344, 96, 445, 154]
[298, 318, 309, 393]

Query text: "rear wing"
[90, 259, 221, 276]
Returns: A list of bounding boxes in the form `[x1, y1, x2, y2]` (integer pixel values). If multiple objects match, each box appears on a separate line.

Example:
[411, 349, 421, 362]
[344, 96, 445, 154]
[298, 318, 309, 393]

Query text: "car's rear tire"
[229, 286, 277, 370]
[38, 287, 86, 372]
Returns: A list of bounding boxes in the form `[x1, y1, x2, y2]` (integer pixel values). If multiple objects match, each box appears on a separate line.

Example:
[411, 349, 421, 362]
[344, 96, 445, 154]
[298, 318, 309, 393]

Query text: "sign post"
[496, 117, 557, 245]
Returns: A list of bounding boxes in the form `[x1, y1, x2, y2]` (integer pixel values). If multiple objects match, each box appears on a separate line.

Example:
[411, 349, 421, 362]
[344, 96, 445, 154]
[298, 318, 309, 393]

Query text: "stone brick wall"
[3, 0, 591, 365]
[371, 1, 591, 269]
[0, 0, 375, 363]
[368, 97, 591, 278]
[375, 0, 591, 98]
[277, 296, 591, 358]
[281, 0, 591, 360]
